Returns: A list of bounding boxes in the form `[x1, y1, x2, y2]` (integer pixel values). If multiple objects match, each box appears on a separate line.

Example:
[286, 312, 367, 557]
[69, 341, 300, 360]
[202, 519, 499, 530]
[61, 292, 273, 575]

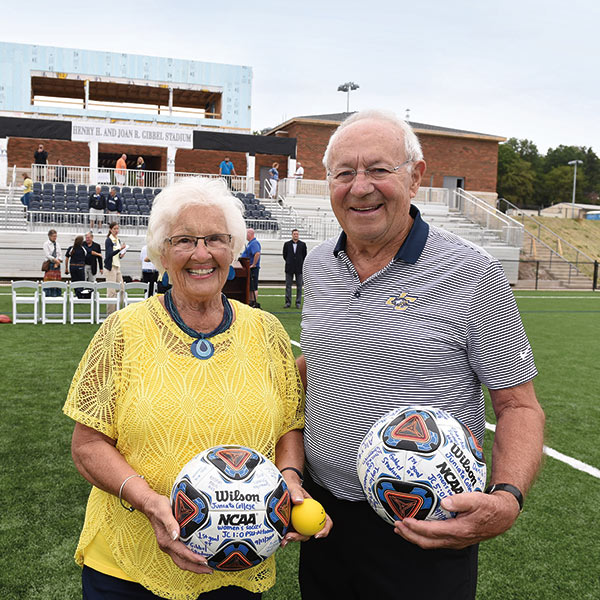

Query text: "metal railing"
[498, 197, 597, 277]
[29, 164, 253, 193]
[452, 189, 524, 248]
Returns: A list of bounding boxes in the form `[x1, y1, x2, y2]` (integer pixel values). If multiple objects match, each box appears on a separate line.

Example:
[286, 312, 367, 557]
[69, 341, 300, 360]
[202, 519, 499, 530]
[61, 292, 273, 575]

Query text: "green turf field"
[0, 288, 598, 599]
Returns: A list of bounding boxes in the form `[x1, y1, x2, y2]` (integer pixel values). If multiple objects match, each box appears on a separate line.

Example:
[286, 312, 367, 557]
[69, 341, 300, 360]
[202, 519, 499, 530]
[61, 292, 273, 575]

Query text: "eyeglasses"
[167, 234, 232, 252]
[327, 160, 412, 184]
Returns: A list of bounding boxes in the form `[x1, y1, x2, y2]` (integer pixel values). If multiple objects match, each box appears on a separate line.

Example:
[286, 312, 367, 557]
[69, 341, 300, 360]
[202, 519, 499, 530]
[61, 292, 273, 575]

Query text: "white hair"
[146, 177, 246, 272]
[322, 109, 423, 171]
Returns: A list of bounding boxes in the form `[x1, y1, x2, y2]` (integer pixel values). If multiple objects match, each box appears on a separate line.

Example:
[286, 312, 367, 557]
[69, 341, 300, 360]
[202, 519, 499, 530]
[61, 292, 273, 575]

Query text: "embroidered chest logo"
[386, 292, 418, 311]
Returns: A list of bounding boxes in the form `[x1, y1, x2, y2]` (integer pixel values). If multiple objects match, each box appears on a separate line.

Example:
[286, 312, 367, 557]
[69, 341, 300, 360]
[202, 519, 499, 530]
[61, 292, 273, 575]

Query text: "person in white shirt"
[295, 161, 305, 179]
[140, 244, 159, 296]
[42, 229, 63, 296]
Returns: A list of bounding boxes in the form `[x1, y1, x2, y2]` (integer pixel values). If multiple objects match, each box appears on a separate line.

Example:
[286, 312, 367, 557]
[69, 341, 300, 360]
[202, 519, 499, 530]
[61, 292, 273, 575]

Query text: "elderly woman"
[63, 177, 331, 600]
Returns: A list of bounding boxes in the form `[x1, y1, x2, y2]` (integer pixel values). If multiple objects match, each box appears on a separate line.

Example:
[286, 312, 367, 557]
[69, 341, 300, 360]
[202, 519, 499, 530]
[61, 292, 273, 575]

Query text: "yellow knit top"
[63, 295, 304, 599]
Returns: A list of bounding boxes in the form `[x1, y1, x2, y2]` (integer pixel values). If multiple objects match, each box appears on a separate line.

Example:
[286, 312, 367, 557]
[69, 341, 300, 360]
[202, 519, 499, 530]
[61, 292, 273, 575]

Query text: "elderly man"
[83, 231, 103, 282]
[106, 187, 123, 221]
[297, 110, 545, 600]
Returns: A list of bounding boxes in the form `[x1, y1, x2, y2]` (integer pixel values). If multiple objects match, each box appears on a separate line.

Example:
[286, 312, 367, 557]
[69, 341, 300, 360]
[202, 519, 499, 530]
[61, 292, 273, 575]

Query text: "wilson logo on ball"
[171, 445, 290, 571]
[357, 406, 487, 523]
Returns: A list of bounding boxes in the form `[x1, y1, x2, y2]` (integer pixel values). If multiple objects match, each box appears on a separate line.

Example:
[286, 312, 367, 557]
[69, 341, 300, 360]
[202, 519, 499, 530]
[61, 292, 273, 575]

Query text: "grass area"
[520, 216, 600, 272]
[0, 288, 599, 599]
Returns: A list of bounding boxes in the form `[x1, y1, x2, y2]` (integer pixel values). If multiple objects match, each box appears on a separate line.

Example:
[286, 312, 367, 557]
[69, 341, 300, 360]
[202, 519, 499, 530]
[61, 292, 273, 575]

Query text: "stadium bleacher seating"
[25, 182, 277, 230]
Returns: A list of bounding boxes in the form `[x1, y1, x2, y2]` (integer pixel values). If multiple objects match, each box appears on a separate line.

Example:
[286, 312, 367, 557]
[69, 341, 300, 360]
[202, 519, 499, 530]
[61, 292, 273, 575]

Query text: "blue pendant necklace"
[164, 290, 233, 360]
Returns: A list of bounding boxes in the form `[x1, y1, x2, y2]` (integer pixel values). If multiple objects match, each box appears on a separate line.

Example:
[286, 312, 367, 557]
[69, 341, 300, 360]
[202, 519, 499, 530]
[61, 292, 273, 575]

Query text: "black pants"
[299, 475, 478, 600]
[285, 271, 303, 307]
[82, 566, 262, 599]
[142, 270, 159, 296]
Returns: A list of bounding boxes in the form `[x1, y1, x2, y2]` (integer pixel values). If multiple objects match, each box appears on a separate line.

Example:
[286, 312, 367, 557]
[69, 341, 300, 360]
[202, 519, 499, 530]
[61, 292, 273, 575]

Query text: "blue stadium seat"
[153, 188, 162, 195]
[77, 184, 87, 193]
[55, 183, 65, 193]
[66, 183, 76, 193]
[43, 182, 53, 191]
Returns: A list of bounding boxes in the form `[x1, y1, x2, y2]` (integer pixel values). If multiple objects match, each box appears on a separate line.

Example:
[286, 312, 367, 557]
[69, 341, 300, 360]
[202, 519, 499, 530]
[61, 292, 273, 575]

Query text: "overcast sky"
[3, 0, 598, 154]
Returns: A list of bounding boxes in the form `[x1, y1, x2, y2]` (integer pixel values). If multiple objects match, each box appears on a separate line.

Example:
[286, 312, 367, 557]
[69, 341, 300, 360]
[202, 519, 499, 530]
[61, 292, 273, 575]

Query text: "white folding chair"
[41, 281, 68, 324]
[123, 281, 149, 306]
[69, 282, 96, 324]
[11, 280, 40, 324]
[95, 281, 122, 323]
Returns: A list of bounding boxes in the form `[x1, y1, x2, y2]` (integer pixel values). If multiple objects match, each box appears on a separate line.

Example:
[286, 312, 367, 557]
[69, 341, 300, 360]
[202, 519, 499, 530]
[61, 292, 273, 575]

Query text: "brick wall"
[271, 123, 500, 193]
[286, 122, 334, 180]
[176, 149, 247, 175]
[418, 134, 499, 192]
[7, 138, 90, 168]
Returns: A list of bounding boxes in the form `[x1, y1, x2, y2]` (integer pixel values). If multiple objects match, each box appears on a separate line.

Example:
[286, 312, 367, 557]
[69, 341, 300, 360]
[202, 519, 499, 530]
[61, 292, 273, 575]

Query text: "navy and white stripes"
[301, 216, 537, 501]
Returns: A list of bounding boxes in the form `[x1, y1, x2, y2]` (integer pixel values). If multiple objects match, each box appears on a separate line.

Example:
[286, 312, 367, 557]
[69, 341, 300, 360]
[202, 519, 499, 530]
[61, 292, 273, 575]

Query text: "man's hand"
[393, 490, 520, 550]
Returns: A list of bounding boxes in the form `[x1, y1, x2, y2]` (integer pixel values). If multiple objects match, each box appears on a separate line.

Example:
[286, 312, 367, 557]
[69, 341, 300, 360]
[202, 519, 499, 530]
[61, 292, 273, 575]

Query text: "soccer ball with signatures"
[357, 406, 487, 523]
[171, 445, 291, 571]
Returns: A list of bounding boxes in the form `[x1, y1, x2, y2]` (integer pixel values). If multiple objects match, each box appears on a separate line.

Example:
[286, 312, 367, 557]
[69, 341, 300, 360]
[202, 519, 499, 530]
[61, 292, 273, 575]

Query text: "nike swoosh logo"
[519, 348, 531, 360]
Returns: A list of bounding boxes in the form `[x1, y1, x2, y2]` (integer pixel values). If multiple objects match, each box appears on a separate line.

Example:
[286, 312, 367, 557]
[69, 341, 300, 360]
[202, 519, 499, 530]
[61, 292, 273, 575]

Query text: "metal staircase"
[497, 198, 596, 289]
[0, 186, 27, 231]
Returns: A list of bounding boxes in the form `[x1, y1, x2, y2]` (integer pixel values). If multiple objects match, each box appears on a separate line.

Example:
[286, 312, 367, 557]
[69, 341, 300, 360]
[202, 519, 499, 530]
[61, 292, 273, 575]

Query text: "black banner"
[193, 131, 296, 158]
[0, 116, 72, 140]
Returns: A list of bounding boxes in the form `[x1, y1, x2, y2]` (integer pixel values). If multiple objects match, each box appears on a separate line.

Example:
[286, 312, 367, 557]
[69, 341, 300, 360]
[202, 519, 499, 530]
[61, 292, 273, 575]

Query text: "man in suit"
[282, 229, 307, 308]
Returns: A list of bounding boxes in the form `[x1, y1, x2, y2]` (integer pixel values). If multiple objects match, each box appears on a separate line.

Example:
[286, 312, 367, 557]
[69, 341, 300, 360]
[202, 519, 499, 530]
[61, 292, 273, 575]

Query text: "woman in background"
[65, 235, 87, 297]
[136, 156, 146, 186]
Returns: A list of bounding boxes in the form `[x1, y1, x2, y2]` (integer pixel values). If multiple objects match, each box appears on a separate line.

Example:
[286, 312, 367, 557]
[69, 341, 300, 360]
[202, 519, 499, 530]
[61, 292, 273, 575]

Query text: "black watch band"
[485, 483, 524, 512]
[280, 467, 304, 484]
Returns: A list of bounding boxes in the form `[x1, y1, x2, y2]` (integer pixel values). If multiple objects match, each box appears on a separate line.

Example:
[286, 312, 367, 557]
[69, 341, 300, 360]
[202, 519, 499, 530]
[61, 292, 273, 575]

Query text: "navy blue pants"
[82, 566, 262, 600]
[299, 475, 479, 600]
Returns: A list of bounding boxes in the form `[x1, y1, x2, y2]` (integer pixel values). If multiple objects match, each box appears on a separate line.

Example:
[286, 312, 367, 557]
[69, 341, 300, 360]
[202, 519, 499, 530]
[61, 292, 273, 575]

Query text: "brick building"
[266, 112, 505, 194]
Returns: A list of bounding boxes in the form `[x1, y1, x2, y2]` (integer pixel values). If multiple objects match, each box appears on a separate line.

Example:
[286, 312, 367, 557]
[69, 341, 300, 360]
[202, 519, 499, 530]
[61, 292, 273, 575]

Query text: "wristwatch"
[485, 483, 524, 512]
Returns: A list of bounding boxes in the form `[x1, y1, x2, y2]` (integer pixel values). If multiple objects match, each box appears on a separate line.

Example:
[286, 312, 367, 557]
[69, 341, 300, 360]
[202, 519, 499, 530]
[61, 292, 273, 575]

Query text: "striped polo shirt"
[301, 205, 537, 501]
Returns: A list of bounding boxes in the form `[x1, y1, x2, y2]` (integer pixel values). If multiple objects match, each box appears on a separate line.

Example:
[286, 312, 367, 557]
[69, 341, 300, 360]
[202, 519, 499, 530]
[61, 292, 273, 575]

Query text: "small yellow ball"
[291, 498, 326, 536]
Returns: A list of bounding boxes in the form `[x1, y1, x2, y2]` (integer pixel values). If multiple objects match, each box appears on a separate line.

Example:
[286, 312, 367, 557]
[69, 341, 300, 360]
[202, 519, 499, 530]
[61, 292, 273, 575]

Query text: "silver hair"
[146, 177, 246, 273]
[322, 109, 423, 172]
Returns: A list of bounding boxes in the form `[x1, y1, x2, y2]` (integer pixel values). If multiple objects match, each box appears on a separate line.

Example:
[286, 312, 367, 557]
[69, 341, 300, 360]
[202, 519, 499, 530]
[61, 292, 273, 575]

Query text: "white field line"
[513, 295, 599, 299]
[486, 422, 600, 479]
[292, 337, 600, 480]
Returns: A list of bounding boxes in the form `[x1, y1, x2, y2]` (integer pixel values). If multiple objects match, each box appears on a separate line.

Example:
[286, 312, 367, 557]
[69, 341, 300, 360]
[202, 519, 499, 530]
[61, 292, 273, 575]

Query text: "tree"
[543, 165, 587, 205]
[497, 143, 536, 206]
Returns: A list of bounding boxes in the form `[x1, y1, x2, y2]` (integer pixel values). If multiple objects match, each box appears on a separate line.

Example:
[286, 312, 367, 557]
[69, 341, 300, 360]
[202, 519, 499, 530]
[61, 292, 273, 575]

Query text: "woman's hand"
[141, 491, 214, 574]
[280, 471, 333, 547]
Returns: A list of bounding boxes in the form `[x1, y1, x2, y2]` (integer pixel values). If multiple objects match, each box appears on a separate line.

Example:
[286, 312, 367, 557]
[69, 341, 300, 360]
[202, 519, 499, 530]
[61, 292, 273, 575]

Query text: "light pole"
[568, 159, 583, 218]
[337, 82, 359, 112]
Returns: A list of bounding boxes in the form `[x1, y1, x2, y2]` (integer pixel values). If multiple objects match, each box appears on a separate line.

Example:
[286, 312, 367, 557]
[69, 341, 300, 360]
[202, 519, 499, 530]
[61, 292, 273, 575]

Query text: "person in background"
[63, 177, 330, 599]
[42, 229, 63, 297]
[34, 143, 49, 181]
[268, 162, 279, 198]
[65, 235, 87, 297]
[282, 229, 307, 309]
[116, 154, 128, 186]
[294, 161, 304, 179]
[297, 110, 545, 600]
[140, 244, 159, 296]
[83, 231, 103, 282]
[219, 156, 236, 190]
[104, 222, 127, 314]
[241, 227, 261, 308]
[20, 174, 33, 208]
[136, 156, 146, 187]
[55, 159, 67, 183]
[89, 185, 106, 233]
[106, 187, 123, 221]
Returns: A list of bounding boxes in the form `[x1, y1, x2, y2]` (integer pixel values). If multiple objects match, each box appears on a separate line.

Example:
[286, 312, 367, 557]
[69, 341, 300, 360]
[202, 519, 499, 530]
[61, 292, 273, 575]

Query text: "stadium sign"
[71, 119, 194, 149]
